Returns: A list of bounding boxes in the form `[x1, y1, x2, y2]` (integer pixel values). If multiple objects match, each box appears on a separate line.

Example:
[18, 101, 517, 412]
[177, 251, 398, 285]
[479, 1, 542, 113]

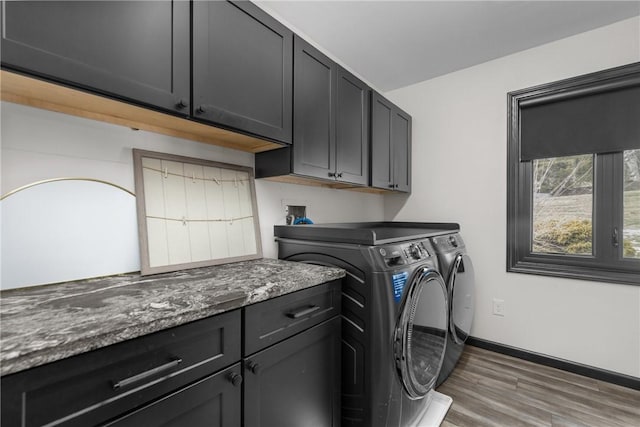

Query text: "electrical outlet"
[493, 298, 505, 317]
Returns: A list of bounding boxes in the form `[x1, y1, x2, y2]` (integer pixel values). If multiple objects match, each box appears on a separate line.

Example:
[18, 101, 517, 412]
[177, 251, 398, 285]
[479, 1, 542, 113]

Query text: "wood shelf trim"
[0, 70, 282, 153]
[262, 175, 390, 194]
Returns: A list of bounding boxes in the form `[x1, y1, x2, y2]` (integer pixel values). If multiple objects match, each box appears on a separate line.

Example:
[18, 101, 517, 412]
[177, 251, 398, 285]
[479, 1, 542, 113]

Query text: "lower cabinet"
[243, 278, 342, 426]
[244, 317, 341, 427]
[0, 280, 341, 427]
[0, 310, 242, 427]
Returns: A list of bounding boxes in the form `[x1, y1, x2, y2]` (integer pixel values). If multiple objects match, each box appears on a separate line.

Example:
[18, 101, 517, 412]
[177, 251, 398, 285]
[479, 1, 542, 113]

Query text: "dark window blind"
[519, 72, 640, 161]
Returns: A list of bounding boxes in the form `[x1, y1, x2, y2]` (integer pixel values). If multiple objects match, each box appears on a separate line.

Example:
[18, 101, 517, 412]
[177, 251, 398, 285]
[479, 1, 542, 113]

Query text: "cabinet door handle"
[286, 304, 321, 319]
[228, 372, 243, 387]
[247, 360, 262, 375]
[612, 227, 619, 247]
[175, 99, 189, 109]
[328, 172, 336, 178]
[196, 105, 207, 114]
[336, 172, 343, 178]
[112, 358, 182, 390]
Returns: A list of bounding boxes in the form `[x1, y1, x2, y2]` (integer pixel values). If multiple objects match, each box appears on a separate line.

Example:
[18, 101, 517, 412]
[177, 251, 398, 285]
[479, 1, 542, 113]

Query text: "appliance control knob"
[419, 241, 430, 256]
[449, 235, 458, 247]
[409, 243, 422, 259]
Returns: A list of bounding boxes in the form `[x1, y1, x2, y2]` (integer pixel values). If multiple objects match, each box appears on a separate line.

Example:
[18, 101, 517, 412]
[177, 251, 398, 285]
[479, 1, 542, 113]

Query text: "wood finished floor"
[436, 346, 640, 427]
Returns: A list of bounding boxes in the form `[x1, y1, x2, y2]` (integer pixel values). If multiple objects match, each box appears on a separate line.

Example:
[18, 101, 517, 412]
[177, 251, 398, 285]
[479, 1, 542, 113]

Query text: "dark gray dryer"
[275, 222, 457, 427]
[430, 233, 476, 386]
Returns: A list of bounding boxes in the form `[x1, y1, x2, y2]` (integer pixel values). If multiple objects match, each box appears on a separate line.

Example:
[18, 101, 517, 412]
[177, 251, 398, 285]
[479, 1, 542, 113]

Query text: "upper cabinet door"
[336, 66, 370, 186]
[293, 36, 336, 179]
[193, 1, 293, 144]
[393, 109, 412, 192]
[370, 93, 394, 190]
[370, 92, 412, 193]
[0, 1, 190, 115]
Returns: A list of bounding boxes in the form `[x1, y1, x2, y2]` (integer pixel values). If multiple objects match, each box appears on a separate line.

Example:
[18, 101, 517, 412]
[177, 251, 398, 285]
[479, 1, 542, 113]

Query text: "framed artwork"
[133, 149, 262, 275]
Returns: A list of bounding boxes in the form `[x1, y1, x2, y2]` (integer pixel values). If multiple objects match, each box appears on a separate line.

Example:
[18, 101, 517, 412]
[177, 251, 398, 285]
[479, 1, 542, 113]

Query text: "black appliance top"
[274, 221, 459, 245]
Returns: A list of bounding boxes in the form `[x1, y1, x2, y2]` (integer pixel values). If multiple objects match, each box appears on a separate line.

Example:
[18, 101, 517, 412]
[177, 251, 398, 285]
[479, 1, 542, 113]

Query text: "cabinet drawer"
[105, 363, 242, 427]
[244, 280, 341, 355]
[1, 310, 241, 427]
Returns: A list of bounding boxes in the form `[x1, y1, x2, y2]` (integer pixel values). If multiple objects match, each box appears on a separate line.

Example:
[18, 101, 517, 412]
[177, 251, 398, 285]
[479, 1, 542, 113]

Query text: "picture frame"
[132, 149, 262, 275]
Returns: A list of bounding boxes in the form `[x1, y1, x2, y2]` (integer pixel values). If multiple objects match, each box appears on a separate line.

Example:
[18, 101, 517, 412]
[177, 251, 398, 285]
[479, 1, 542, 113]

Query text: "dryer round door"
[449, 253, 475, 345]
[394, 267, 448, 400]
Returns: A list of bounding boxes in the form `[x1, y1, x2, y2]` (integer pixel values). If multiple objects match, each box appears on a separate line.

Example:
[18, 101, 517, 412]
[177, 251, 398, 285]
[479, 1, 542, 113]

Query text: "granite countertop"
[0, 258, 345, 376]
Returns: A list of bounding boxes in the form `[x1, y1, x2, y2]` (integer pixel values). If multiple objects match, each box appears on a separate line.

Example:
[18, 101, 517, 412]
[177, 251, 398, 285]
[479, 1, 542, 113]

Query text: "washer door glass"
[449, 253, 475, 344]
[395, 268, 448, 399]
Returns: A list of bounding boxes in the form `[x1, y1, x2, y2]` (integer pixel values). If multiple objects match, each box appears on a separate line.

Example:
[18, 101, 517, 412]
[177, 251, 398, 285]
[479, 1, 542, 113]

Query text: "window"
[507, 63, 640, 285]
[624, 149, 640, 260]
[532, 154, 594, 256]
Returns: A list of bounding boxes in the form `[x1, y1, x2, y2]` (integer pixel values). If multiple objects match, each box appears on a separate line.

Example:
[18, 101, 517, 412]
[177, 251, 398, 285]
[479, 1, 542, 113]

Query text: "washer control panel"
[405, 242, 427, 260]
[377, 240, 433, 267]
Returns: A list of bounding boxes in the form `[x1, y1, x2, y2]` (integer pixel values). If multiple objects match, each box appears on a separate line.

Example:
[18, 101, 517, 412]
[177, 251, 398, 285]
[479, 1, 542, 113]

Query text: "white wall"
[0, 102, 384, 288]
[384, 17, 640, 377]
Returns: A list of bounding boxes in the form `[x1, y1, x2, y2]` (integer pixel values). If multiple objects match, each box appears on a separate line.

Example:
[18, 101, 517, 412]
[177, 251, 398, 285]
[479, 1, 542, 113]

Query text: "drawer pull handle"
[286, 305, 321, 319]
[112, 358, 182, 390]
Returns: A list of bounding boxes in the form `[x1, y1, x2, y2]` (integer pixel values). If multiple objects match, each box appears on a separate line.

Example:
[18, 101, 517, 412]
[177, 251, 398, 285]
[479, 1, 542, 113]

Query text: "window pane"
[532, 154, 593, 255]
[623, 149, 640, 259]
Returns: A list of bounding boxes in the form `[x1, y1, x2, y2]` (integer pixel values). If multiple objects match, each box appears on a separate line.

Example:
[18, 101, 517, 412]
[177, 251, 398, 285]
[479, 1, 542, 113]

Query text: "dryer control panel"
[431, 233, 465, 253]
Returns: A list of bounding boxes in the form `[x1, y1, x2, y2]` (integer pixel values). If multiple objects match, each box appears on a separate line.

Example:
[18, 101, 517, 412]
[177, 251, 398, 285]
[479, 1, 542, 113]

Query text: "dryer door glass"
[395, 268, 448, 399]
[450, 253, 476, 345]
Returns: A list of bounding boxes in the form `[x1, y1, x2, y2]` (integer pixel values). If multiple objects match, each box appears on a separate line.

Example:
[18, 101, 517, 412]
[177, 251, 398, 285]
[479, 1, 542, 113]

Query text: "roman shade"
[519, 69, 640, 161]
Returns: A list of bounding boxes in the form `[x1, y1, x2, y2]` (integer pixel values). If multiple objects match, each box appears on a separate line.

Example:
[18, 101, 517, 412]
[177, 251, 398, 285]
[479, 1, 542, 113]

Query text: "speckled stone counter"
[0, 258, 345, 376]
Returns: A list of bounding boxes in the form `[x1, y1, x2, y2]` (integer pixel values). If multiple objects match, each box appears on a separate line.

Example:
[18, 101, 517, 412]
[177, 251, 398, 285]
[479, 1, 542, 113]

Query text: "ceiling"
[257, 1, 640, 92]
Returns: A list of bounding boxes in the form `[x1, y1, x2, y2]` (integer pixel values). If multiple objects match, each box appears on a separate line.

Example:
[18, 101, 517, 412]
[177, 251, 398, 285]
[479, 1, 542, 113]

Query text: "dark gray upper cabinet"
[392, 108, 412, 192]
[256, 35, 369, 185]
[293, 35, 336, 179]
[193, 1, 293, 144]
[0, 1, 190, 115]
[371, 92, 412, 192]
[336, 66, 370, 186]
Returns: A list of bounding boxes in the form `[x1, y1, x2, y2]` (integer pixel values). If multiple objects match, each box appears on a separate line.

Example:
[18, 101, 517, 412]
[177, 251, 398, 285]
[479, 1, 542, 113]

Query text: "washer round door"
[394, 267, 448, 400]
[449, 253, 475, 345]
